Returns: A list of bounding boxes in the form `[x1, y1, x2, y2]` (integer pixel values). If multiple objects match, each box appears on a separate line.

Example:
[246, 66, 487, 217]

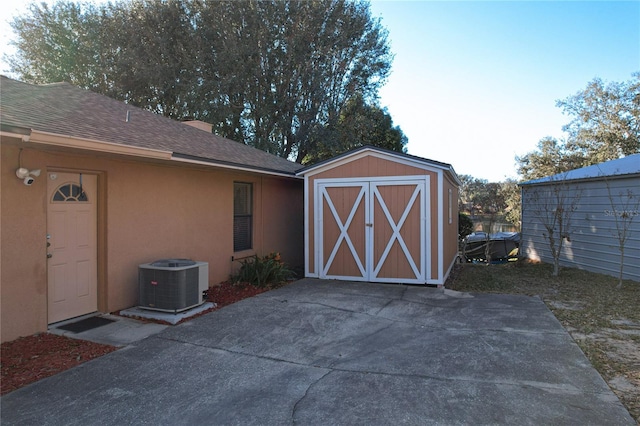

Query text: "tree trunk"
[617, 247, 625, 289]
[553, 258, 560, 277]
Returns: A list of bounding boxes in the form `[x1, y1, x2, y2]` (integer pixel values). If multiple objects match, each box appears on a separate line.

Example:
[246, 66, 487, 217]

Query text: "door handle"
[366, 223, 373, 227]
[47, 253, 53, 259]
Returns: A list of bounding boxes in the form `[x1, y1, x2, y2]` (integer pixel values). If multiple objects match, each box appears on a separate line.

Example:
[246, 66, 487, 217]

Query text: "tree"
[516, 137, 586, 181]
[8, 0, 394, 162]
[108, 0, 200, 117]
[522, 175, 582, 276]
[516, 74, 640, 181]
[458, 175, 506, 218]
[457, 174, 476, 214]
[301, 93, 408, 164]
[7, 1, 112, 93]
[458, 213, 473, 241]
[500, 179, 521, 229]
[559, 73, 640, 163]
[599, 167, 640, 288]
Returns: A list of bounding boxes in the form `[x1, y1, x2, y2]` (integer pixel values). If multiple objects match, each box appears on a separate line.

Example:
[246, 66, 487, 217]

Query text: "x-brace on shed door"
[315, 177, 429, 284]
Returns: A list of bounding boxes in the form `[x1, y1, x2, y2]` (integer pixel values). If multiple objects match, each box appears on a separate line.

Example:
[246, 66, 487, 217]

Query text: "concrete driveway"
[1, 279, 634, 425]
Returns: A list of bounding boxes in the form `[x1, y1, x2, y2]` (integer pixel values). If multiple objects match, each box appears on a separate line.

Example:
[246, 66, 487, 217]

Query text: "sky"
[368, 1, 639, 181]
[1, 1, 638, 181]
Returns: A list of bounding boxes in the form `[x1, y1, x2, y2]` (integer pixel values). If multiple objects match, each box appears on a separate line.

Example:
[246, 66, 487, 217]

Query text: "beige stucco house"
[1, 76, 304, 342]
[1, 76, 461, 344]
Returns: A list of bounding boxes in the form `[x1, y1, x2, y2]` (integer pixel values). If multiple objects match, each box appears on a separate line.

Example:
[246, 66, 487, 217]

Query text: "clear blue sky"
[369, 1, 639, 181]
[1, 1, 638, 181]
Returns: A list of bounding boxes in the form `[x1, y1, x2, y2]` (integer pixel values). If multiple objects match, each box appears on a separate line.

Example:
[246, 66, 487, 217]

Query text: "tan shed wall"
[1, 141, 303, 342]
[442, 173, 460, 279]
[306, 155, 439, 280]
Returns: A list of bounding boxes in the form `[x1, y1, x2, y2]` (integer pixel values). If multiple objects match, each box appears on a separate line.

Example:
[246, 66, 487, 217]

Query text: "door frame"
[46, 168, 106, 323]
[314, 175, 430, 284]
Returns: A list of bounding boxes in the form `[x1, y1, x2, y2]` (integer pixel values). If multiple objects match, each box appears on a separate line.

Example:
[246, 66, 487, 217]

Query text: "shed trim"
[312, 175, 430, 284]
[437, 169, 444, 284]
[297, 146, 459, 183]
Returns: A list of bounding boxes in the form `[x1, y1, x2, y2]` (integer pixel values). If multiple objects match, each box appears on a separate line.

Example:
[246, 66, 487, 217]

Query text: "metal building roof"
[520, 153, 640, 186]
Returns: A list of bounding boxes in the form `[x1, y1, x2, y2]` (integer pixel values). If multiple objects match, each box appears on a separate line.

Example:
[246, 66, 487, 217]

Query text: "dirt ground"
[447, 260, 640, 424]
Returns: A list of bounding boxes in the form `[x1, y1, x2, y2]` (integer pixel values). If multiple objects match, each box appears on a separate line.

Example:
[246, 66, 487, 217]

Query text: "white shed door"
[316, 178, 427, 283]
[47, 172, 98, 324]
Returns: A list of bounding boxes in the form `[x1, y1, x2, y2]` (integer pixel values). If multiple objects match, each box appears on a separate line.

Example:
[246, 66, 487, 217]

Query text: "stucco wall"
[1, 144, 49, 342]
[1, 141, 303, 342]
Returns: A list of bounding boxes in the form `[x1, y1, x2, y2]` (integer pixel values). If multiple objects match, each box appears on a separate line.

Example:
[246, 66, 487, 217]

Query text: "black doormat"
[57, 316, 115, 333]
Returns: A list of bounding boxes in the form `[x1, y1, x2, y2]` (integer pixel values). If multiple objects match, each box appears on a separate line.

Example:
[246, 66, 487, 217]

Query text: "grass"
[446, 259, 640, 423]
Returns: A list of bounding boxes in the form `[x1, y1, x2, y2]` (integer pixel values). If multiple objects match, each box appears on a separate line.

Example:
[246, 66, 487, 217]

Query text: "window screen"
[234, 182, 253, 251]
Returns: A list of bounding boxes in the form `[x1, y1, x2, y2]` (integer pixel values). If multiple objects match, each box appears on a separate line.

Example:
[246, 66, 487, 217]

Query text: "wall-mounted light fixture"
[16, 167, 41, 186]
[16, 149, 40, 186]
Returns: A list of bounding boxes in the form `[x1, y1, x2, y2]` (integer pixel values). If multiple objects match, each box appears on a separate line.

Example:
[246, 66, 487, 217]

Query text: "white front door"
[47, 172, 98, 323]
[316, 177, 428, 284]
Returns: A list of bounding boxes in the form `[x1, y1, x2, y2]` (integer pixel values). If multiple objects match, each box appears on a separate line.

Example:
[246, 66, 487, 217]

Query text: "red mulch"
[0, 281, 278, 396]
[208, 281, 272, 308]
[1, 333, 117, 395]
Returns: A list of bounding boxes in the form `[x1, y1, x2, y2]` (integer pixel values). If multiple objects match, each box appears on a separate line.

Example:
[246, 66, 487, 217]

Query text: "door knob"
[47, 253, 53, 259]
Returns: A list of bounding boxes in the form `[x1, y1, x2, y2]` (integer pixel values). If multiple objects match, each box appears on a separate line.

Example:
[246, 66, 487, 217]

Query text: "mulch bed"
[1, 333, 117, 395]
[0, 281, 276, 396]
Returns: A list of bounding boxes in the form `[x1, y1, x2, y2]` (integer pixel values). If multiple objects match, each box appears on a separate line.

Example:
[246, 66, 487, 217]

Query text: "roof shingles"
[0, 76, 300, 175]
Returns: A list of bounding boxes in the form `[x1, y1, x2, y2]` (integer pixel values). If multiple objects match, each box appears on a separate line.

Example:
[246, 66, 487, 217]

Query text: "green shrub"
[458, 212, 474, 241]
[232, 252, 294, 288]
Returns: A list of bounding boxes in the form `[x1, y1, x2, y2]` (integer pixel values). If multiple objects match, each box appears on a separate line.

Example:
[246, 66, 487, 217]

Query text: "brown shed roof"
[0, 76, 300, 176]
[296, 145, 460, 185]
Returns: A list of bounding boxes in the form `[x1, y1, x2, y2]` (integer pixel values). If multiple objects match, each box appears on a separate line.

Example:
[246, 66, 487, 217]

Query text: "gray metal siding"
[521, 177, 640, 281]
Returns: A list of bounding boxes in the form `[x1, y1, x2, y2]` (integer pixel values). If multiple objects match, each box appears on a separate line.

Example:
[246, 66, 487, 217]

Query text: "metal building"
[520, 154, 640, 281]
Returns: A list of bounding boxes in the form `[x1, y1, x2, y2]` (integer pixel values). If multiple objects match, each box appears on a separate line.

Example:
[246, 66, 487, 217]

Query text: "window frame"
[233, 182, 253, 252]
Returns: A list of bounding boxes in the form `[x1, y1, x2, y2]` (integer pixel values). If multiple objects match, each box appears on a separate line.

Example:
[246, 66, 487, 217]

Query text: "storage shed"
[297, 146, 460, 285]
[520, 154, 640, 282]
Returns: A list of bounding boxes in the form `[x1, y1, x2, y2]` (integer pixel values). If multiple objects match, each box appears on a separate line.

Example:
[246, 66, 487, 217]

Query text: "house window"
[53, 183, 88, 202]
[234, 182, 253, 252]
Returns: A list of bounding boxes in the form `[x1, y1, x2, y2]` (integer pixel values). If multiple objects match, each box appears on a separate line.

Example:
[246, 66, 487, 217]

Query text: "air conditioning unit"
[138, 259, 209, 313]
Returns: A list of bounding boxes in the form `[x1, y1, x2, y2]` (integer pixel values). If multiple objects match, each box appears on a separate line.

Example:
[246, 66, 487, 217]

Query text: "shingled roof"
[0, 76, 301, 176]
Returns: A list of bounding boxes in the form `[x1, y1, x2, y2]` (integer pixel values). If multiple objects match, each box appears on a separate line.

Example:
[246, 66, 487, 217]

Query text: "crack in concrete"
[291, 370, 333, 425]
[156, 334, 598, 399]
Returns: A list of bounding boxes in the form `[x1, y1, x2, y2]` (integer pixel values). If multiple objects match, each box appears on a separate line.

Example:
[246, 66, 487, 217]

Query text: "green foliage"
[458, 213, 473, 241]
[559, 73, 640, 162]
[232, 252, 294, 288]
[8, 0, 394, 163]
[302, 93, 408, 164]
[500, 179, 521, 228]
[516, 137, 587, 181]
[458, 175, 521, 231]
[8, 1, 108, 91]
[458, 175, 507, 216]
[516, 73, 640, 181]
